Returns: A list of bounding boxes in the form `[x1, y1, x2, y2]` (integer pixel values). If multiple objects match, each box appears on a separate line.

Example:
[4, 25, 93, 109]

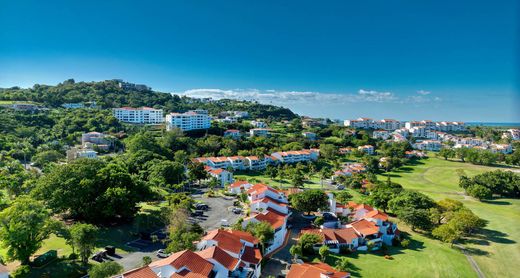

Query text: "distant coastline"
[467, 122, 520, 128]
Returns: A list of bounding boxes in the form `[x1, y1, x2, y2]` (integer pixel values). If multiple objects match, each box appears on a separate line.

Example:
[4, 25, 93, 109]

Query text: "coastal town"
[0, 79, 519, 278]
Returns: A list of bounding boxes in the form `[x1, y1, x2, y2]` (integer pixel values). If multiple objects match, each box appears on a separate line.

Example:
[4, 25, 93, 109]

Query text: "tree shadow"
[474, 228, 516, 244]
[482, 200, 511, 206]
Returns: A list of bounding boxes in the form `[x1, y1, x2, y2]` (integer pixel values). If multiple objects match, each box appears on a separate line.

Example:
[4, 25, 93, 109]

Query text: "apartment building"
[113, 107, 164, 124]
[250, 120, 267, 128]
[372, 130, 391, 140]
[412, 140, 442, 151]
[165, 110, 211, 131]
[66, 147, 97, 162]
[249, 128, 270, 137]
[271, 149, 319, 163]
[302, 131, 317, 140]
[357, 145, 375, 155]
[81, 132, 112, 150]
[223, 129, 241, 139]
[343, 117, 373, 129]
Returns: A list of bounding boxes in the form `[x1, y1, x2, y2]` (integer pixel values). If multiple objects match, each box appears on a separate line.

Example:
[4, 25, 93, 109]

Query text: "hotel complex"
[112, 107, 164, 124]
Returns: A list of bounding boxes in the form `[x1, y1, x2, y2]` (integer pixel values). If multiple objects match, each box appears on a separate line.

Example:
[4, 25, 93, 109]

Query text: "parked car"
[157, 249, 170, 258]
[191, 210, 204, 217]
[195, 203, 209, 210]
[232, 207, 242, 214]
[221, 219, 230, 227]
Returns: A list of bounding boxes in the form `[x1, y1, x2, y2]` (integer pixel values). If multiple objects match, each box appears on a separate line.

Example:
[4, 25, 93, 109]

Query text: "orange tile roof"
[251, 196, 288, 206]
[228, 230, 259, 245]
[287, 262, 349, 278]
[350, 219, 379, 236]
[355, 204, 374, 211]
[201, 229, 247, 254]
[122, 266, 157, 278]
[229, 180, 250, 188]
[246, 183, 280, 195]
[301, 228, 359, 244]
[247, 208, 287, 229]
[364, 210, 389, 221]
[148, 250, 213, 277]
[241, 245, 262, 264]
[196, 246, 238, 271]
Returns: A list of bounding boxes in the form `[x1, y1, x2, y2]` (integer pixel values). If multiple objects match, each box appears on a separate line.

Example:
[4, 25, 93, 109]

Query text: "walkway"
[455, 244, 486, 278]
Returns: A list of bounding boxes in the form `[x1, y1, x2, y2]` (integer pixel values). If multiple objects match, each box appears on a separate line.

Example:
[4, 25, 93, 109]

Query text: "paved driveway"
[262, 211, 313, 277]
[190, 193, 242, 230]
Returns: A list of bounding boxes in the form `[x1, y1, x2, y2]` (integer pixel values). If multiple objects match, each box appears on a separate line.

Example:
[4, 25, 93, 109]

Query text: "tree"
[187, 162, 208, 185]
[319, 167, 332, 188]
[0, 196, 54, 264]
[69, 223, 99, 264]
[245, 221, 274, 254]
[291, 189, 329, 215]
[367, 181, 403, 212]
[398, 208, 433, 231]
[334, 190, 353, 204]
[166, 208, 202, 253]
[88, 261, 123, 278]
[142, 256, 152, 266]
[319, 245, 330, 261]
[289, 244, 302, 260]
[290, 169, 305, 188]
[298, 233, 321, 255]
[335, 257, 350, 272]
[31, 150, 63, 167]
[320, 144, 338, 160]
[449, 208, 486, 236]
[432, 223, 460, 246]
[438, 148, 455, 160]
[33, 158, 151, 223]
[388, 190, 436, 213]
[146, 160, 185, 187]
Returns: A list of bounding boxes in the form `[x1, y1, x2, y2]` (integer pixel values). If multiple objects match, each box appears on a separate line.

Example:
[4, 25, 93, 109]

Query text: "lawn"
[325, 224, 477, 278]
[376, 157, 520, 278]
[234, 171, 328, 190]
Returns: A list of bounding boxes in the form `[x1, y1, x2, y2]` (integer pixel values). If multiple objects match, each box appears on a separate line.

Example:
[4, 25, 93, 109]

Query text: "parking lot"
[191, 192, 243, 230]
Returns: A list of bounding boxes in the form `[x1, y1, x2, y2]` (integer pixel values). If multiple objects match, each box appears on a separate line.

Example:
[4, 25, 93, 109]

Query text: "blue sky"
[1, 0, 519, 122]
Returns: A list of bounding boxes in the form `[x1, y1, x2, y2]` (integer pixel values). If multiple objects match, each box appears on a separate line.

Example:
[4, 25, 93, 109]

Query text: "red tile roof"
[228, 230, 259, 245]
[241, 245, 262, 264]
[350, 219, 379, 236]
[301, 228, 359, 244]
[196, 246, 238, 271]
[229, 180, 250, 188]
[247, 208, 287, 229]
[251, 196, 288, 206]
[201, 229, 258, 254]
[246, 183, 280, 195]
[364, 210, 389, 221]
[148, 250, 213, 277]
[287, 262, 349, 278]
[122, 266, 157, 278]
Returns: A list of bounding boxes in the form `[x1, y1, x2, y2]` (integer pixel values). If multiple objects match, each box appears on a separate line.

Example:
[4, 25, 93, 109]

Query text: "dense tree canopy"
[33, 158, 152, 222]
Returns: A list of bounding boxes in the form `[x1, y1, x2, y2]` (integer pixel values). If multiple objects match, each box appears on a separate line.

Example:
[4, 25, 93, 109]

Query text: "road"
[262, 211, 312, 277]
[117, 191, 241, 271]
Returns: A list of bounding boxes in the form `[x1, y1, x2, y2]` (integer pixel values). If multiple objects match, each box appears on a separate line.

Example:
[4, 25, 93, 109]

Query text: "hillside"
[0, 79, 297, 120]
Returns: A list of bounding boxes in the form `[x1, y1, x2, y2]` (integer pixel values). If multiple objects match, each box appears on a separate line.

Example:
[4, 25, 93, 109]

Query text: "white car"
[156, 249, 170, 258]
[221, 219, 230, 227]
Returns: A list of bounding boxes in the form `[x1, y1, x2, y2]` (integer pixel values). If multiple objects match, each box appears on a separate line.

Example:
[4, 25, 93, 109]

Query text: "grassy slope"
[381, 157, 520, 278]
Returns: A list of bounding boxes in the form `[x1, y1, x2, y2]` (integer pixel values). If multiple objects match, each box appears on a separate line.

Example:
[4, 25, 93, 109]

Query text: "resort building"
[113, 107, 164, 124]
[165, 110, 211, 131]
[224, 129, 241, 139]
[287, 262, 350, 278]
[249, 128, 270, 137]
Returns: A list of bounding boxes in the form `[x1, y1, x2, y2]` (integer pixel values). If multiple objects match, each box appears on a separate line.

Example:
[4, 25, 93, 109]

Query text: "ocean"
[467, 122, 520, 128]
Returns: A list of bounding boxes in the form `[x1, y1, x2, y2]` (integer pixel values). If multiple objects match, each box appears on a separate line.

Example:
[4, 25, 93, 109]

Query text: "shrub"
[384, 255, 394, 260]
[400, 239, 410, 248]
[68, 253, 78, 260]
[11, 265, 30, 278]
[339, 245, 351, 255]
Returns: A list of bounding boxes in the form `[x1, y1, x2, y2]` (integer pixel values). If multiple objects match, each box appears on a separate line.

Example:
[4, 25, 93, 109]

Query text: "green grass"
[234, 171, 327, 189]
[325, 227, 477, 278]
[377, 157, 520, 278]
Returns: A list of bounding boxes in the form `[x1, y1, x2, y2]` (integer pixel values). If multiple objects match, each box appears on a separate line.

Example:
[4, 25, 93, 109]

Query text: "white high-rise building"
[165, 110, 211, 131]
[112, 107, 164, 124]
